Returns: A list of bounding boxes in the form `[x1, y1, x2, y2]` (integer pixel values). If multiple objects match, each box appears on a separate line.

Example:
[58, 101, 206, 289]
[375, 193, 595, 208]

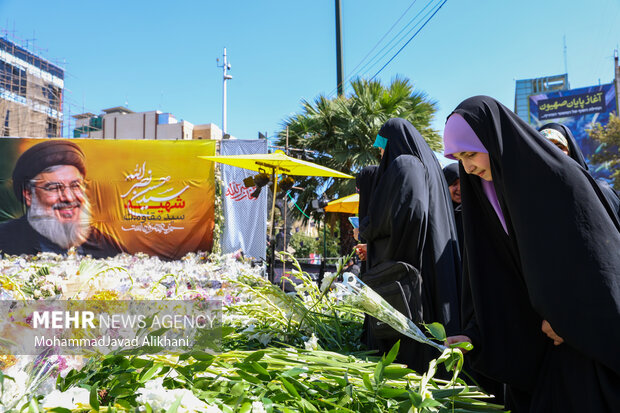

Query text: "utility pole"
[216, 48, 233, 135]
[563, 35, 568, 75]
[614, 49, 620, 115]
[335, 0, 344, 96]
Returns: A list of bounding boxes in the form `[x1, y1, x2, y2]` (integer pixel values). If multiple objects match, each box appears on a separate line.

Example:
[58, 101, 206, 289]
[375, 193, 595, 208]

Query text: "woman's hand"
[355, 243, 367, 260]
[445, 335, 472, 353]
[541, 320, 564, 346]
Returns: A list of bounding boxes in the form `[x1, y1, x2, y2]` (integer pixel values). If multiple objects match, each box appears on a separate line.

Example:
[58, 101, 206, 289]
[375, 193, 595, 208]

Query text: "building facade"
[73, 107, 224, 140]
[514, 74, 569, 123]
[0, 36, 64, 137]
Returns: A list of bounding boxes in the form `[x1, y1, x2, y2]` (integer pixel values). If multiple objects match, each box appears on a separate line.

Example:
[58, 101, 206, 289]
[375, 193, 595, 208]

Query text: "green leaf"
[243, 350, 265, 363]
[238, 402, 252, 413]
[230, 382, 246, 397]
[108, 386, 136, 398]
[382, 366, 413, 380]
[279, 376, 300, 398]
[298, 397, 319, 412]
[131, 358, 152, 368]
[281, 367, 308, 378]
[383, 340, 399, 365]
[250, 361, 270, 377]
[89, 385, 100, 412]
[139, 363, 161, 383]
[377, 387, 408, 399]
[235, 369, 262, 385]
[362, 373, 374, 392]
[424, 322, 446, 341]
[27, 398, 40, 413]
[450, 341, 474, 351]
[409, 390, 423, 408]
[190, 350, 215, 362]
[442, 351, 463, 372]
[261, 397, 274, 412]
[48, 408, 72, 413]
[373, 360, 384, 385]
[419, 398, 442, 408]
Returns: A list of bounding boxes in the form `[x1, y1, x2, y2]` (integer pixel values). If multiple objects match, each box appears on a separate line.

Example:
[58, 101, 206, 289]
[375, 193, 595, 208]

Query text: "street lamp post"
[216, 48, 233, 135]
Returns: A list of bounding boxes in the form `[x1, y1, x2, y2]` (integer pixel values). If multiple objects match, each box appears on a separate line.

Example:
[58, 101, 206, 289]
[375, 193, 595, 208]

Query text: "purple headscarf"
[444, 114, 507, 233]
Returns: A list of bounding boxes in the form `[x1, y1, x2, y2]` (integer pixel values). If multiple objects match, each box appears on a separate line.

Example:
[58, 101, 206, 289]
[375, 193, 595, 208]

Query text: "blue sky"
[3, 0, 620, 143]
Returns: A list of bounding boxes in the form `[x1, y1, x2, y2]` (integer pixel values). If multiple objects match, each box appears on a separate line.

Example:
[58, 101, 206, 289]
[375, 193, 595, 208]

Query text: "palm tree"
[277, 76, 441, 255]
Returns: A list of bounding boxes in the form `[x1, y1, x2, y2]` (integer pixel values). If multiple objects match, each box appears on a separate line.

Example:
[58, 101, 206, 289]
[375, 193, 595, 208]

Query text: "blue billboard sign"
[529, 83, 616, 180]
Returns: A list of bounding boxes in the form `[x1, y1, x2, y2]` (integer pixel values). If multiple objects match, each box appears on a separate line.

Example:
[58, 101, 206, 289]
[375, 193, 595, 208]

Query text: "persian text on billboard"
[538, 91, 606, 120]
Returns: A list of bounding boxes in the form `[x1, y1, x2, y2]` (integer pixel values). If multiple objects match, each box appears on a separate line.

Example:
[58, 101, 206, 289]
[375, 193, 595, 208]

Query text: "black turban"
[442, 162, 459, 186]
[12, 140, 86, 202]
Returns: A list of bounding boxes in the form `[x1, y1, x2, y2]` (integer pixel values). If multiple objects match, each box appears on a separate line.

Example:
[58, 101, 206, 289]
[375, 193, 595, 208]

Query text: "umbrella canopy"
[200, 150, 353, 179]
[202, 150, 354, 281]
[324, 193, 359, 214]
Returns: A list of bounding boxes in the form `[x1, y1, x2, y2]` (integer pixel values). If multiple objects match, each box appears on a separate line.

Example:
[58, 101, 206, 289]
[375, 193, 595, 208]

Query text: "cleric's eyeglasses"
[32, 180, 85, 196]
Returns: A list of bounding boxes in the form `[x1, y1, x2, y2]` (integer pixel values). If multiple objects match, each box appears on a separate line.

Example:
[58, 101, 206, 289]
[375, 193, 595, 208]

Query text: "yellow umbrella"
[200, 150, 353, 240]
[324, 193, 359, 214]
[201, 150, 353, 179]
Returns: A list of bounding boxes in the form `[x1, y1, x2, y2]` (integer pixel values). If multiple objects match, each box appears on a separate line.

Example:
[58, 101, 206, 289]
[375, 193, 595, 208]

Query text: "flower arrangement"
[0, 251, 503, 412]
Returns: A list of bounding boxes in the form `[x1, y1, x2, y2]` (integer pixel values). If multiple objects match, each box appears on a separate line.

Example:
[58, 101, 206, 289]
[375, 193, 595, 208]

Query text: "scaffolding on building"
[0, 30, 64, 138]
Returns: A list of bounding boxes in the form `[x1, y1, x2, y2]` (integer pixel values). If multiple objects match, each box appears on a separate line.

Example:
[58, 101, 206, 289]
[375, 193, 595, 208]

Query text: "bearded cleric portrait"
[0, 140, 123, 258]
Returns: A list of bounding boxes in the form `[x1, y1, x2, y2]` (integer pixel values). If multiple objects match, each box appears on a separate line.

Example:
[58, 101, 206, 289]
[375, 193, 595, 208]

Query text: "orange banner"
[0, 138, 216, 260]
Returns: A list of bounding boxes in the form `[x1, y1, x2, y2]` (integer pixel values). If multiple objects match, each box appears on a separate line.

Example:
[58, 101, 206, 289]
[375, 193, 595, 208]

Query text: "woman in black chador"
[443, 96, 620, 412]
[359, 118, 461, 373]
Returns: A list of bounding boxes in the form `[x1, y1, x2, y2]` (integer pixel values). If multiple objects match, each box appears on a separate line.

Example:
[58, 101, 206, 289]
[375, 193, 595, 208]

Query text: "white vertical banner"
[220, 139, 268, 259]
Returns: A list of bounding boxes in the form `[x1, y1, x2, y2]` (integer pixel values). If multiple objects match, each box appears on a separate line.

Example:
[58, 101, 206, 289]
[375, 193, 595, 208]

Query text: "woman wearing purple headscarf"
[443, 96, 620, 412]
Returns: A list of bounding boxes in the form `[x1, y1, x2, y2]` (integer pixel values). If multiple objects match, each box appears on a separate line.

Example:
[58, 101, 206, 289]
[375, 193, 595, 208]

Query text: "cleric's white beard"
[27, 193, 92, 249]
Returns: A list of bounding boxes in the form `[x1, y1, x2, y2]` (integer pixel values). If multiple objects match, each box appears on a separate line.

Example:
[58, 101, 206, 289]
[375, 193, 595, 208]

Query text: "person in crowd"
[359, 118, 461, 373]
[442, 163, 463, 251]
[443, 96, 620, 412]
[353, 165, 378, 270]
[0, 140, 123, 258]
[538, 122, 620, 219]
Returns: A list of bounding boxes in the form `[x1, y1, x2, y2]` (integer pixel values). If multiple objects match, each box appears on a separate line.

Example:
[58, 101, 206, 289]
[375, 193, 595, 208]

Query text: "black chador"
[360, 118, 461, 373]
[447, 96, 620, 412]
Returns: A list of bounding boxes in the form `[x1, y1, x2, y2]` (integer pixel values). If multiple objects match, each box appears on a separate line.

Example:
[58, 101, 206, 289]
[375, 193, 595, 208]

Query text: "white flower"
[136, 377, 209, 412]
[304, 333, 319, 351]
[248, 331, 274, 346]
[252, 400, 267, 413]
[320, 272, 338, 293]
[41, 387, 90, 410]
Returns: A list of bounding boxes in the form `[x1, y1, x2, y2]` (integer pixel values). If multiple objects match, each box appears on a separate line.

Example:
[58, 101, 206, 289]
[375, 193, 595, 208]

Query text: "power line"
[334, 0, 419, 94]
[349, 0, 437, 83]
[326, 0, 444, 97]
[370, 0, 447, 81]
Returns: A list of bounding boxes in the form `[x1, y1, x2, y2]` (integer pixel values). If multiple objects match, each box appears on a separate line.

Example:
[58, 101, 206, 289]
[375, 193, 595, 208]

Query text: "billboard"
[0, 138, 216, 260]
[529, 83, 616, 179]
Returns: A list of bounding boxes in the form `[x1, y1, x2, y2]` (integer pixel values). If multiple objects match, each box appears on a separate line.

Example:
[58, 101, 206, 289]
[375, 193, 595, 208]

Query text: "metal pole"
[269, 170, 278, 242]
[269, 169, 278, 283]
[217, 48, 233, 134]
[283, 127, 289, 249]
[335, 0, 344, 96]
[615, 50, 620, 115]
[319, 215, 327, 284]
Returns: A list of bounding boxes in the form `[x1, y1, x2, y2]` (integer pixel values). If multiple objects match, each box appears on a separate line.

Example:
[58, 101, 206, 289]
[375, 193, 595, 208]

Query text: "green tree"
[289, 229, 339, 260]
[587, 113, 620, 187]
[277, 76, 441, 255]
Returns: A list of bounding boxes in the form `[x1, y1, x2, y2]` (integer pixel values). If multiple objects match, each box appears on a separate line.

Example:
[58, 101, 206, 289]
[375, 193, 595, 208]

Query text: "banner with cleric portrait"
[220, 139, 268, 259]
[0, 137, 216, 260]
